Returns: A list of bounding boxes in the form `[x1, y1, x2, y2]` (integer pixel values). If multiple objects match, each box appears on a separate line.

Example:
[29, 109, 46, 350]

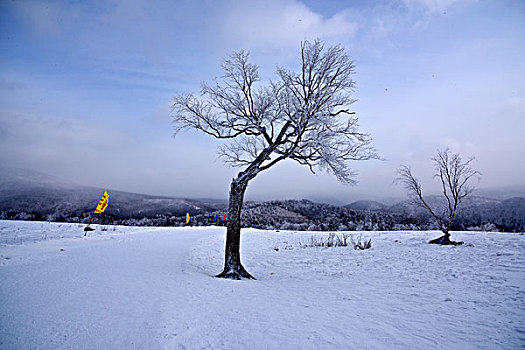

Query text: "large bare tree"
[172, 40, 377, 279]
[396, 149, 481, 245]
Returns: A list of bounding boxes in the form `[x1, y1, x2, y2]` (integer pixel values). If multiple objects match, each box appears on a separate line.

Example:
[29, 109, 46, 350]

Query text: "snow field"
[0, 221, 524, 349]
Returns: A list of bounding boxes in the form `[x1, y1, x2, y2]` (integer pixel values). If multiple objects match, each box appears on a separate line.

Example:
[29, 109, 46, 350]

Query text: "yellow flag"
[186, 213, 190, 224]
[94, 190, 109, 213]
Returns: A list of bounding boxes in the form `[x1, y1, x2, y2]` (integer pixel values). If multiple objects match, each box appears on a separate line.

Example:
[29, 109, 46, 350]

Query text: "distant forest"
[1, 198, 523, 233]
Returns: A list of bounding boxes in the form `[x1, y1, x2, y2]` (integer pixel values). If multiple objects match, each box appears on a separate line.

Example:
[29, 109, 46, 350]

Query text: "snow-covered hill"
[0, 221, 523, 349]
[0, 168, 226, 220]
[345, 199, 389, 212]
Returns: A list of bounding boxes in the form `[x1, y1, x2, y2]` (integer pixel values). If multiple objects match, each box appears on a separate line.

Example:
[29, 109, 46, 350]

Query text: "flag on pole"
[223, 214, 227, 221]
[214, 214, 218, 222]
[85, 190, 109, 236]
[94, 190, 109, 213]
[186, 213, 190, 224]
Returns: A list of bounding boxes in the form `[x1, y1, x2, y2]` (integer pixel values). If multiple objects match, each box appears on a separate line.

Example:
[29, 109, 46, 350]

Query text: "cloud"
[0, 79, 27, 93]
[6, 0, 360, 90]
[0, 110, 235, 197]
[214, 0, 358, 56]
[507, 97, 525, 113]
[0, 111, 134, 170]
[439, 138, 478, 156]
[402, 0, 461, 14]
[11, 0, 64, 36]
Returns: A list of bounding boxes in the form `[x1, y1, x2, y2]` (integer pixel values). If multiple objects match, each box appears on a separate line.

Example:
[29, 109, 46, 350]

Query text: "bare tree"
[172, 40, 377, 279]
[396, 149, 481, 245]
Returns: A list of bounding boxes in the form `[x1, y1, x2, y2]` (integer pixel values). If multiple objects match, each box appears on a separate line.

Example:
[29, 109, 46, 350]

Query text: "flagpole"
[84, 212, 94, 236]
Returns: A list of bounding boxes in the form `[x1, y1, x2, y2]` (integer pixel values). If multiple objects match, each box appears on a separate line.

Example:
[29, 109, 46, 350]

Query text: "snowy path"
[0, 225, 213, 349]
[1, 221, 524, 349]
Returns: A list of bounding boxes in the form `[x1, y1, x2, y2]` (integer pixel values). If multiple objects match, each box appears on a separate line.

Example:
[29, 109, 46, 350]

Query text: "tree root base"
[216, 266, 256, 280]
[429, 234, 464, 246]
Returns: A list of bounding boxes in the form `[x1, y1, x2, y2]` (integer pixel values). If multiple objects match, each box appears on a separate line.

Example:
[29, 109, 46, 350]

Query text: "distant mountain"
[345, 200, 389, 212]
[474, 185, 525, 200]
[1, 168, 524, 231]
[0, 168, 226, 220]
[455, 197, 525, 230]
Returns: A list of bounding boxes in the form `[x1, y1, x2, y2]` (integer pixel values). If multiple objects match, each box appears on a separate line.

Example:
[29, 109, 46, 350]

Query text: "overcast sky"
[1, 0, 524, 204]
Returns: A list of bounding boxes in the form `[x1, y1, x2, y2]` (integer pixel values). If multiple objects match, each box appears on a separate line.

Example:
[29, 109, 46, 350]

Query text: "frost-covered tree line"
[2, 197, 520, 232]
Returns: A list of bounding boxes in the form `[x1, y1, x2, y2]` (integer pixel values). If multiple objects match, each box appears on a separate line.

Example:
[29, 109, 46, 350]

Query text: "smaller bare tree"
[396, 149, 481, 245]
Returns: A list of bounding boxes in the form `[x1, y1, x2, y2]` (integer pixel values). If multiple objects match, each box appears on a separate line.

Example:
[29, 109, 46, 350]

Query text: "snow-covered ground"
[0, 220, 523, 349]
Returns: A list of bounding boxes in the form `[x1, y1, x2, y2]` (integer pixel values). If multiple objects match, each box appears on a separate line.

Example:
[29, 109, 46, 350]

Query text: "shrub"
[350, 235, 372, 250]
[301, 233, 371, 249]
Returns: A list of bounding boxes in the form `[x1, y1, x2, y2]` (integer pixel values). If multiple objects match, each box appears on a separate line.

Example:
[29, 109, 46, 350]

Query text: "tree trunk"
[428, 232, 463, 245]
[216, 179, 255, 280]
